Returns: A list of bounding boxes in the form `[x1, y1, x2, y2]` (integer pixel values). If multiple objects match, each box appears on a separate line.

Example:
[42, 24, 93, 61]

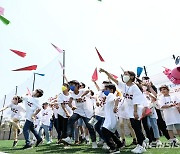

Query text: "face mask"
[123, 75, 130, 83]
[104, 90, 110, 96]
[70, 85, 75, 91]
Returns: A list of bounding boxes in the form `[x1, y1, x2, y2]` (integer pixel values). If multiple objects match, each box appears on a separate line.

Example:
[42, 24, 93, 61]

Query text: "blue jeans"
[95, 115, 105, 141]
[66, 113, 96, 142]
[23, 119, 41, 145]
[147, 117, 160, 139]
[39, 124, 50, 142]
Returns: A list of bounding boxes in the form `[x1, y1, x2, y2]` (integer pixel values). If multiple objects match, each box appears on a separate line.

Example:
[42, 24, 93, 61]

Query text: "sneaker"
[142, 138, 149, 148]
[62, 137, 73, 145]
[12, 140, 18, 147]
[17, 128, 23, 136]
[35, 138, 43, 147]
[92, 142, 98, 149]
[98, 140, 104, 146]
[46, 141, 51, 144]
[22, 144, 33, 149]
[131, 145, 146, 153]
[102, 143, 109, 150]
[109, 149, 120, 154]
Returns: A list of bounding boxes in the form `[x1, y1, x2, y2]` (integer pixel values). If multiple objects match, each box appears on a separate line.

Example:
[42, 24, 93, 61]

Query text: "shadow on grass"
[0, 142, 134, 154]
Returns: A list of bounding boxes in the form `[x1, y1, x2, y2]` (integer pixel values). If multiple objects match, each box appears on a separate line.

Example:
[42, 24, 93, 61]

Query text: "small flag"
[0, 7, 4, 15]
[10, 49, 26, 58]
[35, 73, 45, 76]
[0, 15, 10, 25]
[58, 60, 65, 69]
[92, 67, 98, 81]
[12, 65, 37, 71]
[27, 87, 32, 96]
[137, 67, 143, 77]
[95, 47, 105, 62]
[51, 43, 64, 53]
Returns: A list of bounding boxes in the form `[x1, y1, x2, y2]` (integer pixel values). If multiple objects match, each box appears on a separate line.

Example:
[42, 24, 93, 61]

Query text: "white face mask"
[123, 75, 130, 83]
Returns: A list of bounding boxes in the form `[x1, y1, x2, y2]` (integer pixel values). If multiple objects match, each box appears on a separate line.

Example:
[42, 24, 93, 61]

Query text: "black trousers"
[58, 114, 68, 139]
[142, 116, 153, 143]
[130, 118, 145, 146]
[101, 127, 122, 150]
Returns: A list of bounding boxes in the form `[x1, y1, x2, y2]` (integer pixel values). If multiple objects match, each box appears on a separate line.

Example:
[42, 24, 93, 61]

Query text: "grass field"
[0, 137, 179, 154]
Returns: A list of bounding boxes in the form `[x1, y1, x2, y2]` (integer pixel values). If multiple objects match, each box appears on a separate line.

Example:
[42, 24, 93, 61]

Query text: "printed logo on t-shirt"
[76, 97, 86, 103]
[63, 100, 69, 105]
[11, 108, 18, 113]
[123, 93, 133, 100]
[164, 100, 176, 105]
[43, 112, 48, 116]
[99, 97, 106, 106]
[27, 101, 33, 107]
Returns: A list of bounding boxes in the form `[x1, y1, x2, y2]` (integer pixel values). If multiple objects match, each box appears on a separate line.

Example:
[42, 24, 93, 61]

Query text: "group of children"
[0, 68, 180, 153]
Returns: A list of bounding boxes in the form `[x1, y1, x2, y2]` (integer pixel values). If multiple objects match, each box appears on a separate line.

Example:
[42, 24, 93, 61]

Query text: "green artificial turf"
[0, 137, 179, 154]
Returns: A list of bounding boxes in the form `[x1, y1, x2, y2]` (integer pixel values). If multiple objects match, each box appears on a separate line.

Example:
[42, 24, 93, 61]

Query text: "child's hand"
[72, 106, 77, 110]
[31, 114, 36, 120]
[134, 111, 139, 120]
[113, 106, 118, 113]
[99, 68, 106, 73]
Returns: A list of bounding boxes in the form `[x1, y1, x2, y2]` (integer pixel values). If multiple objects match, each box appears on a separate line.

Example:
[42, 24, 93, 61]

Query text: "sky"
[1, 0, 180, 108]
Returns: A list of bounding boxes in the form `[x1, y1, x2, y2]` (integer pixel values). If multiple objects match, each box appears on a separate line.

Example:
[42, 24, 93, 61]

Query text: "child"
[57, 84, 72, 141]
[101, 83, 123, 153]
[99, 68, 146, 153]
[22, 89, 43, 149]
[159, 85, 180, 145]
[39, 102, 53, 144]
[62, 80, 97, 148]
[0, 96, 25, 147]
[147, 93, 162, 146]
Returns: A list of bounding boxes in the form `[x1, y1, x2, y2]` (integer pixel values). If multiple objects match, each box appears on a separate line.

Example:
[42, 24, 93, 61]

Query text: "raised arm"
[0, 106, 9, 112]
[99, 68, 118, 85]
[92, 80, 100, 91]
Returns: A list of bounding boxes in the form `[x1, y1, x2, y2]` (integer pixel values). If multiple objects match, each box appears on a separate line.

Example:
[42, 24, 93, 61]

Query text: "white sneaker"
[98, 140, 104, 146]
[132, 145, 146, 153]
[46, 141, 51, 144]
[102, 143, 109, 150]
[62, 137, 73, 145]
[92, 142, 98, 149]
[109, 149, 120, 154]
[131, 145, 140, 153]
[142, 138, 149, 148]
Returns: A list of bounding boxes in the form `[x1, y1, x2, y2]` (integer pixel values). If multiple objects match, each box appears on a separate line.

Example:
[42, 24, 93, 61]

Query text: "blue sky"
[1, 0, 180, 105]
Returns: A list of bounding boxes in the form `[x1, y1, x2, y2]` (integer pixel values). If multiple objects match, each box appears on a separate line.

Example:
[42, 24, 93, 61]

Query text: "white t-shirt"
[159, 95, 180, 126]
[34, 112, 42, 126]
[41, 107, 53, 126]
[118, 97, 129, 119]
[57, 93, 73, 118]
[103, 93, 118, 133]
[144, 95, 158, 119]
[71, 89, 91, 118]
[84, 93, 94, 118]
[94, 91, 106, 117]
[118, 81, 144, 119]
[8, 103, 25, 120]
[52, 108, 58, 119]
[23, 96, 41, 122]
